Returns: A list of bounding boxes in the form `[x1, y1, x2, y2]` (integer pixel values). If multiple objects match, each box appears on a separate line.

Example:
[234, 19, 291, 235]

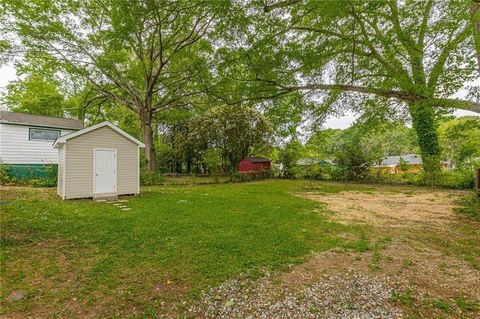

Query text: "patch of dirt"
[301, 189, 463, 229]
[199, 188, 479, 318]
[294, 188, 480, 318]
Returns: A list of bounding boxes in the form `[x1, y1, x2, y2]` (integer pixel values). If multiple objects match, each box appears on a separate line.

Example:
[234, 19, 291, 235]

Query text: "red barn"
[238, 157, 271, 174]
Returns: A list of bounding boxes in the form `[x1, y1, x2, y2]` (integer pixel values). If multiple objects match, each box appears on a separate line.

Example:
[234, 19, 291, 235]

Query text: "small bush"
[438, 170, 475, 189]
[230, 172, 247, 182]
[0, 164, 11, 185]
[141, 171, 166, 185]
[258, 169, 272, 179]
[317, 165, 337, 180]
[30, 164, 58, 187]
[231, 170, 271, 182]
[45, 164, 58, 186]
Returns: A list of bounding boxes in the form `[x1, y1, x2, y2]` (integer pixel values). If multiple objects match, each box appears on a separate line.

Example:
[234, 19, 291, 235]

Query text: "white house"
[0, 111, 83, 178]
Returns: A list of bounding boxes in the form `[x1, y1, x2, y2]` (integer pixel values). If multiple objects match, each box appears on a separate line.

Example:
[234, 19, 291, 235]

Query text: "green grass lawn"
[0, 180, 367, 317]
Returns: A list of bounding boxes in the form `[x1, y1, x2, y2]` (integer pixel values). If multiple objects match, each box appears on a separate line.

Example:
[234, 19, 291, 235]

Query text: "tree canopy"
[249, 0, 479, 111]
[2, 0, 231, 170]
[1, 0, 479, 174]
[211, 0, 479, 171]
[4, 74, 65, 117]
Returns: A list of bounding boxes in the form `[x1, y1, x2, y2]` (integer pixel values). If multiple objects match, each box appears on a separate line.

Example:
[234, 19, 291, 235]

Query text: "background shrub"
[437, 169, 475, 189]
[30, 164, 58, 187]
[0, 164, 12, 185]
[141, 171, 166, 186]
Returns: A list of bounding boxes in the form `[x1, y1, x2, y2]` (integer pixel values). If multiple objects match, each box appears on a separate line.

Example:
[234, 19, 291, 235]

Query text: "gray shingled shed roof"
[0, 110, 84, 130]
[377, 154, 422, 167]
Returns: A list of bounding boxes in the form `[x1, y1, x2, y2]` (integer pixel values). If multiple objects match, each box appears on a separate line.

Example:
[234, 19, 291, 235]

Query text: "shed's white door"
[94, 149, 116, 194]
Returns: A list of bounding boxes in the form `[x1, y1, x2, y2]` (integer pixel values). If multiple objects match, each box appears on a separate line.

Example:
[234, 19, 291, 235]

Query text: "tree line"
[1, 0, 479, 175]
[277, 116, 480, 188]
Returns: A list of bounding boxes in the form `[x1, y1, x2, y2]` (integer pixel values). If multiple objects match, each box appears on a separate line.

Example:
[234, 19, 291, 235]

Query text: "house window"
[29, 128, 61, 141]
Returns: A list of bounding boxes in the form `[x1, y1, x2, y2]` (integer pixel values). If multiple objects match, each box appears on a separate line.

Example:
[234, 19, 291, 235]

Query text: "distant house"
[296, 158, 319, 166]
[319, 159, 336, 166]
[372, 154, 448, 174]
[238, 157, 271, 174]
[0, 111, 83, 178]
[372, 154, 422, 174]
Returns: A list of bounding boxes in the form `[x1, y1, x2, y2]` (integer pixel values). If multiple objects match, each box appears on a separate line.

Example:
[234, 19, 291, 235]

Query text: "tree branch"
[350, 6, 413, 88]
[430, 98, 480, 113]
[280, 83, 480, 113]
[288, 83, 418, 101]
[427, 26, 471, 93]
[417, 0, 434, 48]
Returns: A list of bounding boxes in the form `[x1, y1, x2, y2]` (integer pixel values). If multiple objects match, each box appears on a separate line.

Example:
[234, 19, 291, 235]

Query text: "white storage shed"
[53, 121, 145, 200]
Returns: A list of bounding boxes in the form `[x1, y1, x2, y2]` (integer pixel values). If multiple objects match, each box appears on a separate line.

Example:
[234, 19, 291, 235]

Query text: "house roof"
[320, 159, 335, 165]
[297, 158, 336, 166]
[0, 110, 84, 130]
[297, 158, 319, 165]
[243, 157, 270, 163]
[376, 154, 422, 167]
[53, 121, 145, 148]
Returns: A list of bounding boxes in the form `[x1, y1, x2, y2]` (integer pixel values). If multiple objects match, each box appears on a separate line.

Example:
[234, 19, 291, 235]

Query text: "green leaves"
[4, 74, 65, 117]
[188, 104, 273, 172]
[0, 39, 12, 66]
[439, 116, 480, 169]
[2, 0, 478, 174]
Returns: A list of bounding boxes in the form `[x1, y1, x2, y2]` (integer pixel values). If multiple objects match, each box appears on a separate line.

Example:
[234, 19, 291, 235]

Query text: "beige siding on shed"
[64, 126, 139, 199]
[57, 144, 65, 198]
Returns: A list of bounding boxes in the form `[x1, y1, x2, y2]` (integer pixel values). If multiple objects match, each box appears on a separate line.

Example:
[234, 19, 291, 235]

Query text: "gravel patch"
[199, 270, 404, 319]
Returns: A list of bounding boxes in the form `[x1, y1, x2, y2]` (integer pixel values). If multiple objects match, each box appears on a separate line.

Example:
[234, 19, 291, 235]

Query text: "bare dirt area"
[200, 186, 479, 318]
[297, 188, 479, 318]
[302, 188, 463, 229]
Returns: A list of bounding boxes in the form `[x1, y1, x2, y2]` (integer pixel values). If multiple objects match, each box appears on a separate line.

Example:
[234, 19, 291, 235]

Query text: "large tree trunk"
[140, 108, 156, 172]
[409, 101, 441, 184]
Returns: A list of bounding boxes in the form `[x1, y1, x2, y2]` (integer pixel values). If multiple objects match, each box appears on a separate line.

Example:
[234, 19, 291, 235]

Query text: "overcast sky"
[0, 63, 478, 129]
